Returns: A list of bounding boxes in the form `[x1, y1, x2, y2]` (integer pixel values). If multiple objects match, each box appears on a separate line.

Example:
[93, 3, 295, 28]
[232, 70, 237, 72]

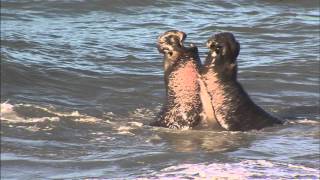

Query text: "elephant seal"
[201, 32, 282, 131]
[151, 30, 222, 130]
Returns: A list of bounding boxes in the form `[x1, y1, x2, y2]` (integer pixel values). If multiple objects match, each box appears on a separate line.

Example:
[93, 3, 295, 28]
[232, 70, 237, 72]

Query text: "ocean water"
[1, 0, 320, 179]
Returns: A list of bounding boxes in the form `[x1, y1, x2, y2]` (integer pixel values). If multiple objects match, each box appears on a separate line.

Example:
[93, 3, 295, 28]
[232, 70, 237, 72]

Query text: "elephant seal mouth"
[204, 32, 241, 69]
[157, 30, 197, 56]
[206, 39, 222, 59]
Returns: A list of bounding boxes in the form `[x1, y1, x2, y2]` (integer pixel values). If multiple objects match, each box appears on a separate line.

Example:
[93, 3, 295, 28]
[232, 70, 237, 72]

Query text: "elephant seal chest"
[164, 59, 201, 128]
[168, 60, 200, 112]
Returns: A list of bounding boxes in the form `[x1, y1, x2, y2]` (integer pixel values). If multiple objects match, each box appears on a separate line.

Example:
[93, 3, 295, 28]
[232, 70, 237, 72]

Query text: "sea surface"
[1, 0, 320, 179]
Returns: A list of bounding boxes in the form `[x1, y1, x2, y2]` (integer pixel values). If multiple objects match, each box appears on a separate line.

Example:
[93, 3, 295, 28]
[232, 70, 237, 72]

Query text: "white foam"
[114, 126, 135, 136]
[1, 102, 101, 124]
[287, 119, 320, 125]
[1, 101, 14, 113]
[139, 160, 320, 179]
[128, 121, 143, 127]
[1, 102, 25, 122]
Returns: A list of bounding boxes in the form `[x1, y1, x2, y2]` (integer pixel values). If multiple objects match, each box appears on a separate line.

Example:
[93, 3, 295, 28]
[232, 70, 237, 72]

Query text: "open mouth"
[206, 40, 222, 59]
[157, 30, 186, 47]
[207, 40, 222, 53]
[170, 32, 190, 49]
[178, 33, 197, 49]
[157, 32, 196, 55]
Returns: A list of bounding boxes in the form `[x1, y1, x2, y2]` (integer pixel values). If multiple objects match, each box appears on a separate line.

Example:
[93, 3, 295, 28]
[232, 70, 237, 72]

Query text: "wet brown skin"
[201, 32, 282, 131]
[151, 30, 222, 130]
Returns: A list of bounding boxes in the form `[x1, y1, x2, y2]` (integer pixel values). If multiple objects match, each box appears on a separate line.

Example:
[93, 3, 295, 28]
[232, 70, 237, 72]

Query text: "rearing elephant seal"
[151, 30, 221, 129]
[201, 32, 282, 131]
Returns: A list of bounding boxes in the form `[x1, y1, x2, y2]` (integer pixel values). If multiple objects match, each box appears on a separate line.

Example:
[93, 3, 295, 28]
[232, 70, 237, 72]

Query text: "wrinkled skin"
[201, 32, 282, 131]
[151, 30, 222, 130]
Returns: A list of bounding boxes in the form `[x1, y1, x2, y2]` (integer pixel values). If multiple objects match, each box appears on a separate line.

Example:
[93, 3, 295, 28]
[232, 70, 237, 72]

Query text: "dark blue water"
[1, 0, 320, 179]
